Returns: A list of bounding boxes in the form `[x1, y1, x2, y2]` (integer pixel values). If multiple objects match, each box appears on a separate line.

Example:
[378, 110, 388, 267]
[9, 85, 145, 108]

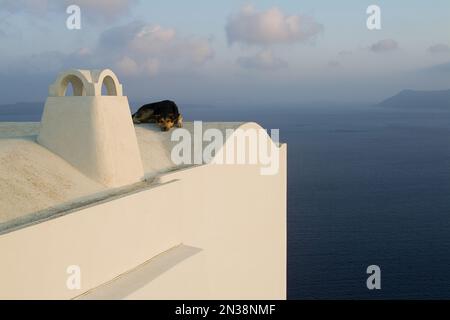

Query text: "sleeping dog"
[132, 100, 183, 131]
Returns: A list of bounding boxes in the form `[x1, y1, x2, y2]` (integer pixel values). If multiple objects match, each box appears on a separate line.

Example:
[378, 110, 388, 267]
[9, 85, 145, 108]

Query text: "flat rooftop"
[0, 121, 242, 232]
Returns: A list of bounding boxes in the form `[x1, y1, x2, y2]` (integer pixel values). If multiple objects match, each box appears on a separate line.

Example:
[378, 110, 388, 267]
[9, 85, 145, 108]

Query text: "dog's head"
[132, 109, 153, 124]
[157, 114, 176, 131]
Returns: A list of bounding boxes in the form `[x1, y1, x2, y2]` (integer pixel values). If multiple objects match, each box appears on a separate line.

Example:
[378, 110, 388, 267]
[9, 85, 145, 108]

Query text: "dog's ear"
[175, 114, 183, 128]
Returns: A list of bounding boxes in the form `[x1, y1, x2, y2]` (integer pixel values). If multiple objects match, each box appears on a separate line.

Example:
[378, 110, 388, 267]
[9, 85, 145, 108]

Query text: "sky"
[0, 0, 449, 105]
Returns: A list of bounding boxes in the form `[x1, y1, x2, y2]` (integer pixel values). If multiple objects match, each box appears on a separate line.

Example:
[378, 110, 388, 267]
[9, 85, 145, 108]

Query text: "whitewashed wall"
[0, 123, 286, 299]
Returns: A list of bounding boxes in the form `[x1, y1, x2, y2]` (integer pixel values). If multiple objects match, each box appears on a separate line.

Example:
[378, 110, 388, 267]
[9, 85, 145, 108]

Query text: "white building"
[0, 69, 287, 299]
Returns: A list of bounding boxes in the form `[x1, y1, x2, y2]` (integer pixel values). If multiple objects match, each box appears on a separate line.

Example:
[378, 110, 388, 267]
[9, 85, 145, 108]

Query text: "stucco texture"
[0, 121, 241, 228]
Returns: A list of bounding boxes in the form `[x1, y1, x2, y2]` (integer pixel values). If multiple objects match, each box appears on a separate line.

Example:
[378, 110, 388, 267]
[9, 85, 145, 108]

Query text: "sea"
[2, 102, 450, 299]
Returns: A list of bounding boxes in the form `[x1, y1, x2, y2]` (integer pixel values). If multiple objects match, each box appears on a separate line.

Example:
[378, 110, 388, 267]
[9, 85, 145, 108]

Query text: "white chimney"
[37, 69, 144, 188]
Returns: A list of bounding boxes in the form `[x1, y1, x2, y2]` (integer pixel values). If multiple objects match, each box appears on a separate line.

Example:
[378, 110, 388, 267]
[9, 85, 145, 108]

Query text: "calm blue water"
[2, 103, 450, 299]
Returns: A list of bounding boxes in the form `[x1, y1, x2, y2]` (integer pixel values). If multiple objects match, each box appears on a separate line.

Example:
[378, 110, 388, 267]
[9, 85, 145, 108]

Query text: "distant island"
[378, 89, 450, 109]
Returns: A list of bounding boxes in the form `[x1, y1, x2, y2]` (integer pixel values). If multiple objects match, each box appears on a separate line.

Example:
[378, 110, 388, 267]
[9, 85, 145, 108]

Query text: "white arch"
[49, 69, 93, 97]
[101, 75, 117, 96]
[48, 69, 123, 97]
[91, 69, 123, 96]
[60, 74, 85, 96]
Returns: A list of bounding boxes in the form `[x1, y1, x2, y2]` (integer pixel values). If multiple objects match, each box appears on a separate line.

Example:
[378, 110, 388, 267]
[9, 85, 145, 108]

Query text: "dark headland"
[378, 89, 450, 109]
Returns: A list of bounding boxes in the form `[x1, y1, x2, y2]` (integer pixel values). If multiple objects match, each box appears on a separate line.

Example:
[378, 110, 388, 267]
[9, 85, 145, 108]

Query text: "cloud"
[237, 50, 287, 70]
[327, 60, 340, 68]
[428, 43, 450, 54]
[115, 56, 139, 76]
[0, 0, 138, 21]
[0, 47, 95, 74]
[369, 39, 399, 53]
[338, 50, 352, 57]
[0, 0, 49, 15]
[1, 20, 214, 78]
[226, 5, 323, 46]
[115, 56, 160, 77]
[98, 21, 214, 77]
[70, 0, 137, 20]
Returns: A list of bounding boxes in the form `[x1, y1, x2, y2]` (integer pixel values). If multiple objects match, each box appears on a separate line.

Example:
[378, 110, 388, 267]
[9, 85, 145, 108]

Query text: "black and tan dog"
[132, 100, 183, 131]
